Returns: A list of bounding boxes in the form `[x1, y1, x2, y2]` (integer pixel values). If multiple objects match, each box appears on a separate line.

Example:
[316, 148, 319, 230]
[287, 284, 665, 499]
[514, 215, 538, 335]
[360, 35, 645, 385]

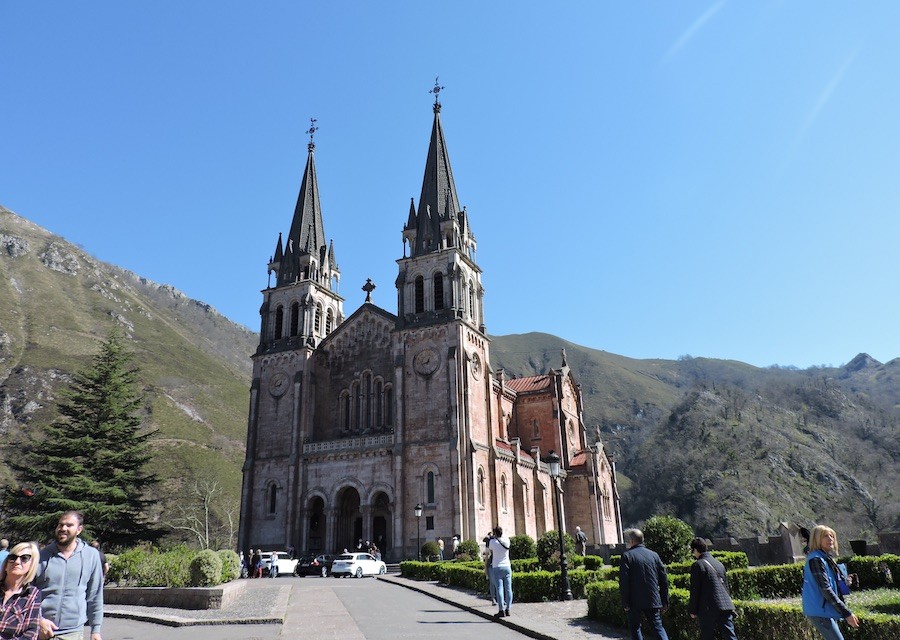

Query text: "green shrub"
[511, 558, 540, 573]
[421, 541, 441, 561]
[586, 580, 900, 640]
[509, 534, 536, 560]
[217, 550, 240, 583]
[583, 555, 605, 571]
[536, 530, 575, 571]
[643, 515, 693, 564]
[711, 550, 749, 570]
[457, 538, 481, 559]
[609, 554, 621, 567]
[848, 555, 899, 590]
[189, 549, 223, 587]
[108, 546, 194, 587]
[400, 561, 443, 580]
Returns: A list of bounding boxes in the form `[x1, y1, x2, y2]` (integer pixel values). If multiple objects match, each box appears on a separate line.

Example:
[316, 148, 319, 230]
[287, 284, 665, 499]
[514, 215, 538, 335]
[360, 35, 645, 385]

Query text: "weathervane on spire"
[429, 76, 444, 112]
[307, 117, 318, 151]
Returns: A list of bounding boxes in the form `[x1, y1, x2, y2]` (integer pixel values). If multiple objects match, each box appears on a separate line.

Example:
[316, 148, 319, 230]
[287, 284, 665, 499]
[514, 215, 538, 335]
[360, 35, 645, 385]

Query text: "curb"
[377, 575, 557, 640]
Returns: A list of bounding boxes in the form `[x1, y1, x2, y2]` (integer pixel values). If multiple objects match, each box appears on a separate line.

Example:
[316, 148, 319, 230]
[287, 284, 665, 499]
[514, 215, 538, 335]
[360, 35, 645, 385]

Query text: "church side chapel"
[238, 83, 622, 560]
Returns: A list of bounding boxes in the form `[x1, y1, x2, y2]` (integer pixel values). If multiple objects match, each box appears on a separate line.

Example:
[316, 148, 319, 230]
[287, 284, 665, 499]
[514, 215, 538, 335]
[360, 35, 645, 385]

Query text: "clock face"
[269, 372, 289, 397]
[414, 347, 439, 376]
[471, 352, 482, 379]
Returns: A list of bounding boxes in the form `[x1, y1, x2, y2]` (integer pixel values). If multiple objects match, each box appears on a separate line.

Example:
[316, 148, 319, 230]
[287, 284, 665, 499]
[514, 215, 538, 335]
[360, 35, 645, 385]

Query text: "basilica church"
[238, 89, 622, 560]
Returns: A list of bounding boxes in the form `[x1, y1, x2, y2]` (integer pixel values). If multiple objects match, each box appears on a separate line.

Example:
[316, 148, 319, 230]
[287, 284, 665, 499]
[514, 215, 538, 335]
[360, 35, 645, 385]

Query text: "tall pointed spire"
[279, 118, 328, 286]
[411, 78, 461, 257]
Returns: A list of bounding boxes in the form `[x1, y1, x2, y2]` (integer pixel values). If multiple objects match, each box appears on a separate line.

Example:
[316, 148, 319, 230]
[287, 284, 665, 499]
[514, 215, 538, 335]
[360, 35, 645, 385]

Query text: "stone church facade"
[238, 94, 622, 560]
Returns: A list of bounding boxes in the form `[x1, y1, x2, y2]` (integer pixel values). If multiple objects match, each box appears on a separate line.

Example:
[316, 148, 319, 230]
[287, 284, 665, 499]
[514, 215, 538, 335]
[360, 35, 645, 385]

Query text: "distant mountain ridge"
[2, 205, 897, 541]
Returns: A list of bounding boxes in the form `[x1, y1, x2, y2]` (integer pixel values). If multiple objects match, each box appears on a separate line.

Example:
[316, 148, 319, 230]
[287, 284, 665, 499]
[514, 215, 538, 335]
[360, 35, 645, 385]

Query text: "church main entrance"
[337, 487, 362, 552]
[371, 491, 391, 553]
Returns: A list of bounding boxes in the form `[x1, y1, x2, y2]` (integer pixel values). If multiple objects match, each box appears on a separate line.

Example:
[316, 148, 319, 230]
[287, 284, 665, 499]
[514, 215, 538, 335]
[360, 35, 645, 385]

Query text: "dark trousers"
[627, 608, 669, 640]
[699, 611, 738, 640]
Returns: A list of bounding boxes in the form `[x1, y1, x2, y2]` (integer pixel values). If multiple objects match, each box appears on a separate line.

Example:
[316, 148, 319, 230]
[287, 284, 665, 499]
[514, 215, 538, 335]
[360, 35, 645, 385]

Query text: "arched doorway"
[371, 491, 391, 553]
[337, 487, 362, 552]
[307, 496, 326, 554]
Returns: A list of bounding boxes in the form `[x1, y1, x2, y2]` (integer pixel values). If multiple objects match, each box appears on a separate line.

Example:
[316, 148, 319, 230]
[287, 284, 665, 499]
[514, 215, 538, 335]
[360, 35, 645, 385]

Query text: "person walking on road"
[619, 528, 669, 640]
[688, 537, 738, 640]
[34, 511, 104, 640]
[487, 527, 512, 619]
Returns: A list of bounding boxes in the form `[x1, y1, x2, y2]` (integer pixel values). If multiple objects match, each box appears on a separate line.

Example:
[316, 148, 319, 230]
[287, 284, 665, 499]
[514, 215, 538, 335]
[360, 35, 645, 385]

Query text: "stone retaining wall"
[105, 579, 246, 610]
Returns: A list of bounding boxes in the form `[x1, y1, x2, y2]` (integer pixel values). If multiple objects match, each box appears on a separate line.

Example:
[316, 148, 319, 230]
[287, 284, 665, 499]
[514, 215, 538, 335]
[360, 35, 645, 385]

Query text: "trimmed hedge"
[583, 555, 605, 571]
[587, 579, 900, 640]
[108, 546, 195, 587]
[218, 550, 241, 583]
[847, 555, 900, 591]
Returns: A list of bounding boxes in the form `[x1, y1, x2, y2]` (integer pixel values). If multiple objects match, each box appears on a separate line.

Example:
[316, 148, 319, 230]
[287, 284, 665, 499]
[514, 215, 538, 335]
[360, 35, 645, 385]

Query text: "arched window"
[468, 280, 476, 322]
[326, 309, 334, 334]
[477, 467, 485, 506]
[375, 379, 383, 427]
[267, 484, 277, 515]
[290, 301, 300, 337]
[500, 475, 508, 512]
[433, 273, 444, 310]
[341, 392, 351, 432]
[353, 381, 362, 432]
[426, 471, 435, 505]
[384, 386, 393, 426]
[533, 419, 540, 438]
[274, 306, 284, 340]
[363, 372, 372, 430]
[314, 304, 322, 333]
[414, 276, 425, 313]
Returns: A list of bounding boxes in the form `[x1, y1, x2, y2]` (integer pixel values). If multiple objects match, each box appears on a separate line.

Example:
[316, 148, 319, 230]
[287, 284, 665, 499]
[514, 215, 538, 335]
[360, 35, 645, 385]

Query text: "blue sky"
[3, 2, 899, 368]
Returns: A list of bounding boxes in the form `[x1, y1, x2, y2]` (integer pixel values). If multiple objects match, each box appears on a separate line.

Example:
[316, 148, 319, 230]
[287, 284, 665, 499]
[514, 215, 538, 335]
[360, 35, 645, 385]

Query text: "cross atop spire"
[306, 117, 318, 151]
[429, 76, 444, 113]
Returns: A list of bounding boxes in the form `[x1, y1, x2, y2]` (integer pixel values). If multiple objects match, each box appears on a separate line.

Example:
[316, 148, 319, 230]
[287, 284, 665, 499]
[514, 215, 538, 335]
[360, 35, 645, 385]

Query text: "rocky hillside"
[3, 205, 897, 544]
[491, 335, 900, 540]
[0, 206, 257, 539]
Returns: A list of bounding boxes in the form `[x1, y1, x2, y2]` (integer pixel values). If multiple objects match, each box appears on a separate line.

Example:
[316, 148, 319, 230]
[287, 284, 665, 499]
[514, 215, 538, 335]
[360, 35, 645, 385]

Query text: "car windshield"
[338, 554, 354, 560]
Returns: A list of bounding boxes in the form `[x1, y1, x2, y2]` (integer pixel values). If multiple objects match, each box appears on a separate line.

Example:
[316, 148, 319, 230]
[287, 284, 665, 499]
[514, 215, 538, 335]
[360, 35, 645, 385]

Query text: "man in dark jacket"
[619, 528, 669, 640]
[688, 538, 738, 639]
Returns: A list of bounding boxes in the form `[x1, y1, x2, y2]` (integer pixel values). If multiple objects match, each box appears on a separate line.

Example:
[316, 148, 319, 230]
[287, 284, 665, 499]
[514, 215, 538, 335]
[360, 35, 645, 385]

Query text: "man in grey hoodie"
[35, 511, 104, 640]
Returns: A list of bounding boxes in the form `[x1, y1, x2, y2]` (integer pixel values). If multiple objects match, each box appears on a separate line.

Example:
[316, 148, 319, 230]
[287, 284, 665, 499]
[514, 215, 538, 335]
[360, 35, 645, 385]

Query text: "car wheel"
[379, 565, 386, 575]
[355, 567, 363, 578]
[332, 573, 340, 578]
[321, 566, 328, 578]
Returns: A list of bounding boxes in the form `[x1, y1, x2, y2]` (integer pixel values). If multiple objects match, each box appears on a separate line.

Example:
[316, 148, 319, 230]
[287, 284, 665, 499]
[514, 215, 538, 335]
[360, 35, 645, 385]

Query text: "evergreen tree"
[2, 328, 160, 544]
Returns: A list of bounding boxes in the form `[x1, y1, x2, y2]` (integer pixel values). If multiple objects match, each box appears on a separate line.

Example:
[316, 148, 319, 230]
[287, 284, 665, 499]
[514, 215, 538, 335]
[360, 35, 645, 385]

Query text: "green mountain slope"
[3, 205, 896, 544]
[0, 206, 256, 541]
[489, 334, 900, 540]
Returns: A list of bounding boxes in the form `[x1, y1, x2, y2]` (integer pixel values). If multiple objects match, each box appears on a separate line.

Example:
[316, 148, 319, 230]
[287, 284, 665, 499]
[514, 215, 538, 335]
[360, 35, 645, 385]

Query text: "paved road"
[104, 576, 526, 639]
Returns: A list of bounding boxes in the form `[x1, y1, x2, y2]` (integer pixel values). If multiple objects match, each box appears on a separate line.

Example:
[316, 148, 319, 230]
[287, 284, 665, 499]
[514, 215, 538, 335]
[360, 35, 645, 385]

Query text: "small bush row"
[586, 580, 900, 640]
[109, 546, 240, 587]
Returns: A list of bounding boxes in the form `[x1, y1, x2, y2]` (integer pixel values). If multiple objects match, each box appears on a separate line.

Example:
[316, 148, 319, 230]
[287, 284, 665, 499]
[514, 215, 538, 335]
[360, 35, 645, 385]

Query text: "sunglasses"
[6, 554, 32, 564]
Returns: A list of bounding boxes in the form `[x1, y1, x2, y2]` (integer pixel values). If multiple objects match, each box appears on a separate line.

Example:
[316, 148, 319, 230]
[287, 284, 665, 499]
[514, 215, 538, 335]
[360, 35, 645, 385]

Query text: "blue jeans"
[626, 608, 669, 640]
[698, 611, 738, 640]
[493, 565, 513, 613]
[808, 616, 845, 640]
[486, 565, 497, 601]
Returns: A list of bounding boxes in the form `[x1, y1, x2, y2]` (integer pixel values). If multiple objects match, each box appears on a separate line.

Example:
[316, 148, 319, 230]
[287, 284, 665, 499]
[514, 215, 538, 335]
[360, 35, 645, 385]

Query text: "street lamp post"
[547, 450, 573, 601]
[415, 503, 423, 560]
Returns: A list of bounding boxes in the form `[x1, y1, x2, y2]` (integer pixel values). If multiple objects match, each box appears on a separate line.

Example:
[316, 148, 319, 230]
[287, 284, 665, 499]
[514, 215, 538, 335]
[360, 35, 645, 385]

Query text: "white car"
[261, 551, 298, 576]
[330, 552, 386, 578]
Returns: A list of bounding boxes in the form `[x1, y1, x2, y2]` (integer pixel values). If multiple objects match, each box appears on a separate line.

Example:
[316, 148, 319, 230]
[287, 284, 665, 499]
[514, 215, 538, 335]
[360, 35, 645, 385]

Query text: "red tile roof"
[506, 375, 552, 392]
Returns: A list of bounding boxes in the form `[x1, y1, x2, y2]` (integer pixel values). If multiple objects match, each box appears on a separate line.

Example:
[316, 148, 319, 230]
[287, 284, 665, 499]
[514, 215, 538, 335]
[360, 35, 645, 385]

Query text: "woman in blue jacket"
[802, 526, 859, 640]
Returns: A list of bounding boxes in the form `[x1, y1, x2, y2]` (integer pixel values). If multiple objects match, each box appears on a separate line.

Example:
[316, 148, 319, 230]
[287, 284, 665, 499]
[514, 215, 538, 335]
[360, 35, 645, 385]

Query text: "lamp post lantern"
[414, 503, 423, 560]
[547, 450, 573, 601]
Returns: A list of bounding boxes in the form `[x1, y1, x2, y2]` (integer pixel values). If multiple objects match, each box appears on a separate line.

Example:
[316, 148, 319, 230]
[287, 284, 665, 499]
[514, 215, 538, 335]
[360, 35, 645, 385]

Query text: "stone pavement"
[105, 575, 628, 639]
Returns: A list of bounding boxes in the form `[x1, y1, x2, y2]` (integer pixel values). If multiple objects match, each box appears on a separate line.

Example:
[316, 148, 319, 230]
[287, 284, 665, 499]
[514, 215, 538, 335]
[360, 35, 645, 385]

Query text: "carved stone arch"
[302, 487, 329, 508]
[366, 482, 395, 507]
[331, 477, 367, 505]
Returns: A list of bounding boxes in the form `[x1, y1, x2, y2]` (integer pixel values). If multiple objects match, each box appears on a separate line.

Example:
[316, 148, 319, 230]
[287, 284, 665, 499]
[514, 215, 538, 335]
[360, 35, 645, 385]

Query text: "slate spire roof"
[285, 140, 326, 268]
[406, 98, 462, 257]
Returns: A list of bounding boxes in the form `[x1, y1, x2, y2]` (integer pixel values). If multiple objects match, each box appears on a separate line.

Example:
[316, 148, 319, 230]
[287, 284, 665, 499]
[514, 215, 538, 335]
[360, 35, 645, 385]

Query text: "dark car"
[294, 554, 337, 577]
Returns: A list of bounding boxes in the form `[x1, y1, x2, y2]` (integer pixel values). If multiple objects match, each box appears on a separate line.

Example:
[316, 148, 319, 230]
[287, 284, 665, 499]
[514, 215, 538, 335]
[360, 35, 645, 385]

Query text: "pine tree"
[2, 328, 161, 544]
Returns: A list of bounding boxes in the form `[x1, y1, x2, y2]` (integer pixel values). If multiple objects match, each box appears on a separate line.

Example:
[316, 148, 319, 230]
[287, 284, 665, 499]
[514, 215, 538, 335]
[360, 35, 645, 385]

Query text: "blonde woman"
[802, 526, 859, 640]
[0, 541, 42, 640]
